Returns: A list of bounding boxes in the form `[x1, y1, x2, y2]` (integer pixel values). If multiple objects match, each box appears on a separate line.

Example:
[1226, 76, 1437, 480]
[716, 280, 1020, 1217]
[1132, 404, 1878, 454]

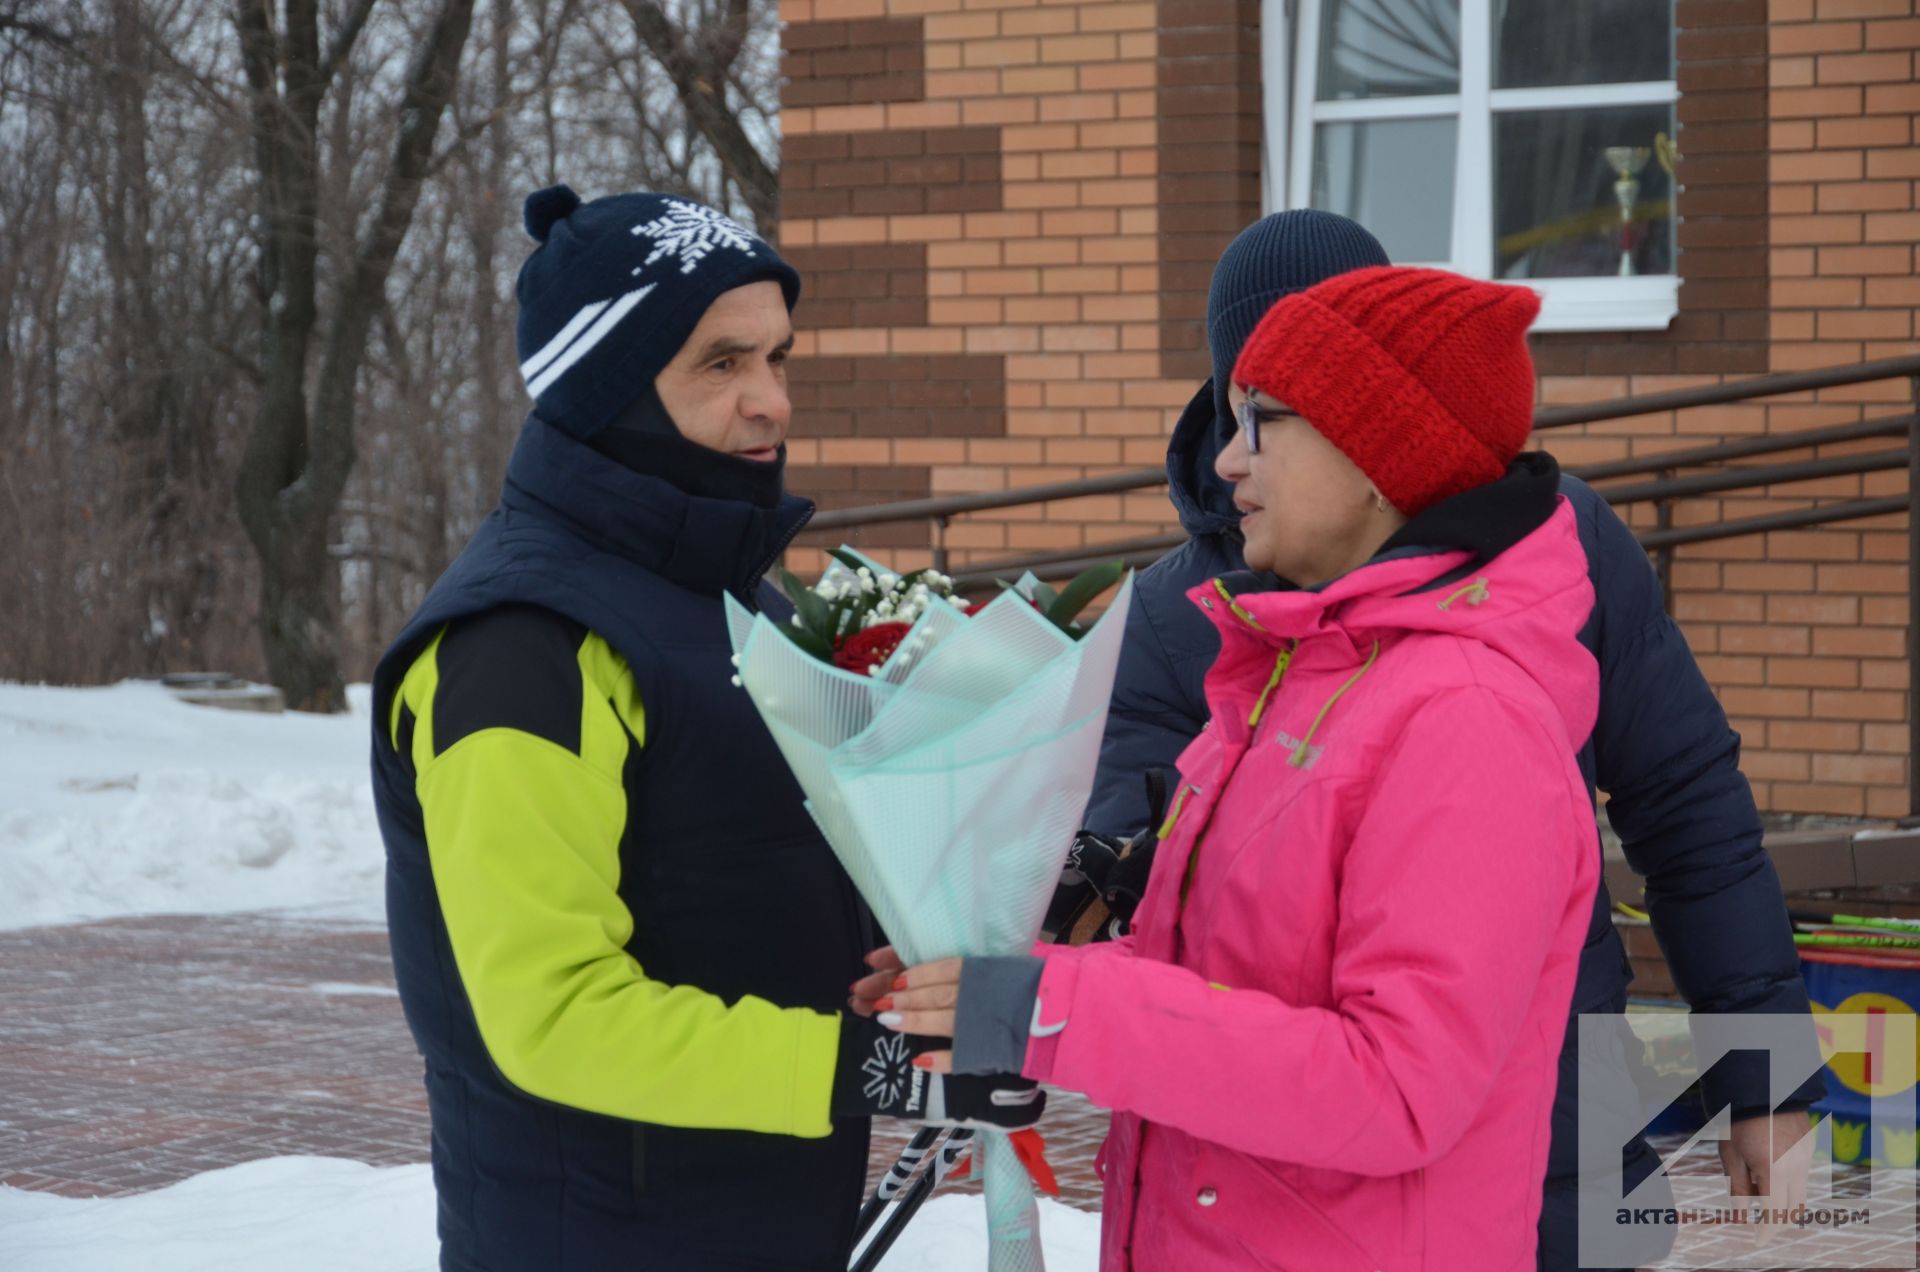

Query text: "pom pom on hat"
[523, 184, 582, 243]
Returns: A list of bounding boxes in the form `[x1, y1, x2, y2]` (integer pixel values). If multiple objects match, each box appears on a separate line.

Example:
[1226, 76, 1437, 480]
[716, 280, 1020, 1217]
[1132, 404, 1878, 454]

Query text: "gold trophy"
[1604, 145, 1651, 277]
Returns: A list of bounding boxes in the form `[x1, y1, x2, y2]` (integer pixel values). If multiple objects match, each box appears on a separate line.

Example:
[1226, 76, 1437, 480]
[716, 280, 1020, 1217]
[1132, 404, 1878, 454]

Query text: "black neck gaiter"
[589, 388, 786, 510]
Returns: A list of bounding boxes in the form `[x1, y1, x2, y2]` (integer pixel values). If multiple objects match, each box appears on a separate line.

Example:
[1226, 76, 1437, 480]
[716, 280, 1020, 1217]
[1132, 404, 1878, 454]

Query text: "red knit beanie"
[1230, 266, 1541, 517]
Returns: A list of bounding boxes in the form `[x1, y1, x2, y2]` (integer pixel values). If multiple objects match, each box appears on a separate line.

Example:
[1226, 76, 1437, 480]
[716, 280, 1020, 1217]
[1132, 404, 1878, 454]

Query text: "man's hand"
[1720, 1109, 1814, 1212]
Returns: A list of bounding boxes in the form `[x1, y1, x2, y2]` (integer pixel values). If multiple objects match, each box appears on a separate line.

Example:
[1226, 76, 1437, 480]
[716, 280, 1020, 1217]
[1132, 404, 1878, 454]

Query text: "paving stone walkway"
[4, 913, 1916, 1269]
[0, 913, 1107, 1210]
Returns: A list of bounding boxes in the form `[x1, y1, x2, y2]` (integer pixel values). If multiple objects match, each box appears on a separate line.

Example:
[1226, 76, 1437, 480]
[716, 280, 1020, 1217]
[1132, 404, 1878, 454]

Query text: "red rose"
[833, 621, 913, 674]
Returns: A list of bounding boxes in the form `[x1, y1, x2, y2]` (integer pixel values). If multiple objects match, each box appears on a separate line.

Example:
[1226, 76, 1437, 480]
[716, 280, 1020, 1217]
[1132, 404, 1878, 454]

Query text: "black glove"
[1044, 768, 1175, 942]
[832, 1015, 1046, 1130]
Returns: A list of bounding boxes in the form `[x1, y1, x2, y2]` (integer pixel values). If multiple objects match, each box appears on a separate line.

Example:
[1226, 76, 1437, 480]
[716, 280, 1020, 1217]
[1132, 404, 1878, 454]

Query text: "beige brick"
[1040, 33, 1119, 63]
[886, 100, 965, 128]
[1041, 149, 1120, 179]
[815, 328, 890, 355]
[926, 69, 1005, 98]
[965, 211, 1041, 237]
[1773, 213, 1864, 244]
[928, 297, 1004, 324]
[1052, 380, 1121, 405]
[889, 328, 967, 354]
[963, 325, 1042, 353]
[925, 10, 999, 37]
[813, 104, 888, 132]
[1082, 120, 1157, 148]
[1004, 182, 1084, 210]
[928, 241, 1002, 268]
[810, 0, 886, 16]
[1006, 124, 1082, 151]
[1001, 66, 1078, 95]
[1004, 297, 1083, 323]
[1038, 92, 1118, 122]
[1816, 50, 1912, 83]
[1041, 325, 1120, 352]
[888, 214, 965, 242]
[1081, 63, 1156, 91]
[963, 37, 1039, 67]
[961, 97, 1040, 125]
[966, 268, 1043, 296]
[1004, 238, 1077, 266]
[1772, 56, 1816, 88]
[998, 8, 1076, 35]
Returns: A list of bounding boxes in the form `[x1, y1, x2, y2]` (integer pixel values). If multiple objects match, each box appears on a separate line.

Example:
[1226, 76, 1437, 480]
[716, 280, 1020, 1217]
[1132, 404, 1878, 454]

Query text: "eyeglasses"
[1235, 396, 1270, 455]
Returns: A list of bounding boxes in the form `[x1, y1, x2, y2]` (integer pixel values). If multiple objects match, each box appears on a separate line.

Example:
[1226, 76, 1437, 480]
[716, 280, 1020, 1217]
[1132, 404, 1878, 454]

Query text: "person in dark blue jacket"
[371, 187, 1039, 1272]
[1081, 210, 1823, 1271]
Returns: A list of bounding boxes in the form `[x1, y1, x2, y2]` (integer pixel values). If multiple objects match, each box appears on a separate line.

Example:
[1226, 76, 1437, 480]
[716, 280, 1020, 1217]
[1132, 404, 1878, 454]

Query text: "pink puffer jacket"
[1025, 502, 1601, 1271]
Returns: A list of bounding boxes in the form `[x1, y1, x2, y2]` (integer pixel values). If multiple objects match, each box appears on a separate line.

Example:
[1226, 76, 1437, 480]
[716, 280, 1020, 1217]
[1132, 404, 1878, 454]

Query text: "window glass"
[1493, 103, 1677, 279]
[1312, 117, 1459, 263]
[1494, 0, 1672, 88]
[1317, 0, 1461, 100]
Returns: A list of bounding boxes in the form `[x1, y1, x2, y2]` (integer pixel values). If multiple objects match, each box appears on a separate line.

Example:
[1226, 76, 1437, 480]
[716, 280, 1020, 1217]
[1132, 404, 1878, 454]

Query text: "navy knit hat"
[1206, 210, 1390, 430]
[514, 185, 802, 441]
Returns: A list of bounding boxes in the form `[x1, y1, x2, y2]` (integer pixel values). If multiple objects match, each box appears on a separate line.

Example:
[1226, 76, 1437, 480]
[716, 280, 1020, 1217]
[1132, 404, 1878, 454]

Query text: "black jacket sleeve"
[1083, 538, 1225, 836]
[1575, 481, 1824, 1114]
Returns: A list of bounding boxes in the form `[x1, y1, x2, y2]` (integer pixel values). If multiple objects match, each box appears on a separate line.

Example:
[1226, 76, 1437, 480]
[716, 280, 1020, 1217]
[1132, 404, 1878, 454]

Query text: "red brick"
[1812, 688, 1909, 720]
[1817, 49, 1914, 82]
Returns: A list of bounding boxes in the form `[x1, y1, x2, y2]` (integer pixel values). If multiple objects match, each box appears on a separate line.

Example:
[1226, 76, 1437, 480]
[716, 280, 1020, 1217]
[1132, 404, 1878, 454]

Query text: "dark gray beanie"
[1206, 210, 1390, 427]
[514, 185, 801, 442]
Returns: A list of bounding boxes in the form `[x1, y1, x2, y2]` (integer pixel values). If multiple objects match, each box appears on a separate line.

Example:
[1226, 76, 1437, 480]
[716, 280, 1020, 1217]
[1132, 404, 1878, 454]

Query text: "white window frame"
[1260, 0, 1680, 333]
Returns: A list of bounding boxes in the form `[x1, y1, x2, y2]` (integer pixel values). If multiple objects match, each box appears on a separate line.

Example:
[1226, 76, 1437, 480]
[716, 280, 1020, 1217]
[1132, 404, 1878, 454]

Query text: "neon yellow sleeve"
[398, 626, 840, 1136]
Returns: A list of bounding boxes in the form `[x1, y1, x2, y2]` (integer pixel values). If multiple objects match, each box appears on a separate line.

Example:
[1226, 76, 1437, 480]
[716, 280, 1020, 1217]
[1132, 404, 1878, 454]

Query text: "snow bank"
[0, 1157, 1101, 1271]
[0, 682, 385, 931]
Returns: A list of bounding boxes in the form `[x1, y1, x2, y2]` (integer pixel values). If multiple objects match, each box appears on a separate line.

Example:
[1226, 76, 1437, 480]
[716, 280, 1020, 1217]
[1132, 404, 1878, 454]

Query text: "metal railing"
[800, 352, 1920, 811]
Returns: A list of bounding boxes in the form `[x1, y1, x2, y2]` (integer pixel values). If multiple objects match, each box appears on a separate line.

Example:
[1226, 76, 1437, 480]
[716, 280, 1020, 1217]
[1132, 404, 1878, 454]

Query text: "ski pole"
[1795, 931, 1920, 950]
[850, 1126, 943, 1248]
[849, 1128, 974, 1272]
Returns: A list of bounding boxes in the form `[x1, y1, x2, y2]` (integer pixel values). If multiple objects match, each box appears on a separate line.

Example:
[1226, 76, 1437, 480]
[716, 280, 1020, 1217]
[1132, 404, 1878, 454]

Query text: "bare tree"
[230, 0, 477, 710]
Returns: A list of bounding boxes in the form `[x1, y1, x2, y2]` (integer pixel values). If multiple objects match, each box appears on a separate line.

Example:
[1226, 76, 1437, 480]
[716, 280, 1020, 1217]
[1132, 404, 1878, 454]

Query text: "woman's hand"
[847, 945, 905, 1017]
[873, 957, 965, 1074]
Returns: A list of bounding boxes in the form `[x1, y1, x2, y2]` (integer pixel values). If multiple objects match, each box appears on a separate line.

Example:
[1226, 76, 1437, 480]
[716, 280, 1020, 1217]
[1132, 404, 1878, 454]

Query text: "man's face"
[654, 280, 794, 461]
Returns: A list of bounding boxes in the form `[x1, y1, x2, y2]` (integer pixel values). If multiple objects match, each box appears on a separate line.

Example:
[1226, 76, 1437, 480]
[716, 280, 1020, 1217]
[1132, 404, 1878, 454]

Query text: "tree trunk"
[232, 0, 477, 711]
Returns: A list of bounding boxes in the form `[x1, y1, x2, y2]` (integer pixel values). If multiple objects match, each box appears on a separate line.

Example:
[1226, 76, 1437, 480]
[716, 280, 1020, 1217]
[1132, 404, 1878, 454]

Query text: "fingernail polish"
[877, 1011, 904, 1029]
[912, 1055, 933, 1070]
[874, 996, 894, 1013]
[891, 975, 908, 991]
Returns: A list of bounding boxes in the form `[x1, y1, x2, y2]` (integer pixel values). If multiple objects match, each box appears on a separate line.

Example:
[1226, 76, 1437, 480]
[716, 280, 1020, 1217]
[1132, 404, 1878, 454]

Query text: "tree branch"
[314, 0, 375, 90]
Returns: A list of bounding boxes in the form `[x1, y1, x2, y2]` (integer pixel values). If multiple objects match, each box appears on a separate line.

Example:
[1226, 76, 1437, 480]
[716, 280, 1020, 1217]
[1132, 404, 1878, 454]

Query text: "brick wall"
[776, 0, 1920, 819]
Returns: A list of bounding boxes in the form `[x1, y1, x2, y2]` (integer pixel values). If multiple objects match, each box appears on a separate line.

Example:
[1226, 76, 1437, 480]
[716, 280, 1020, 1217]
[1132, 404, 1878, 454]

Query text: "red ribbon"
[1008, 1128, 1060, 1197]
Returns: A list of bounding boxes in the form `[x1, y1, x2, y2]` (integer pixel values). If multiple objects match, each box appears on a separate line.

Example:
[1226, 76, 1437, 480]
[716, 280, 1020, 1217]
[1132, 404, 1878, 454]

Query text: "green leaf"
[780, 568, 832, 639]
[777, 622, 836, 662]
[1044, 562, 1126, 635]
[826, 547, 870, 575]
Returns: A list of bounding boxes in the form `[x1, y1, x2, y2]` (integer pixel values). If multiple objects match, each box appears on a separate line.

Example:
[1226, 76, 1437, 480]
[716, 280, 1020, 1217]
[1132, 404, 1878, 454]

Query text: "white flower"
[729, 675, 742, 687]
[729, 654, 740, 667]
[878, 572, 899, 589]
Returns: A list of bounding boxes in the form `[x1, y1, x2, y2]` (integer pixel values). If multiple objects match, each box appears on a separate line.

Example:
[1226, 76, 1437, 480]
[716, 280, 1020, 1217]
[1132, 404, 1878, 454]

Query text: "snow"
[0, 681, 386, 931]
[0, 1158, 1101, 1271]
[0, 684, 1107, 1266]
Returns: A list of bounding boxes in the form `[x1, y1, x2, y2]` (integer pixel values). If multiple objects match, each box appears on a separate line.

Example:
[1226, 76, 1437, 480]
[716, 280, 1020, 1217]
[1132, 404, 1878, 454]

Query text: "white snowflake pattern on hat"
[630, 200, 758, 275]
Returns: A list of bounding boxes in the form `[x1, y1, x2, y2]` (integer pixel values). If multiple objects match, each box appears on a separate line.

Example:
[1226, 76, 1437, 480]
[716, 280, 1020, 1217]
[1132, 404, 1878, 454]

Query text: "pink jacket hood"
[1024, 501, 1602, 1271]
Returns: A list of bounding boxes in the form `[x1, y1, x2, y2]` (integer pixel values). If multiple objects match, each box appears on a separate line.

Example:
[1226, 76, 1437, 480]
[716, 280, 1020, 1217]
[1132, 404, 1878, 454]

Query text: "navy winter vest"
[371, 418, 873, 1271]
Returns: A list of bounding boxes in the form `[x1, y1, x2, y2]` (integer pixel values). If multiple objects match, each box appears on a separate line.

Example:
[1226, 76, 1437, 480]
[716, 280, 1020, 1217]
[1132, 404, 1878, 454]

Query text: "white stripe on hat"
[520, 297, 612, 381]
[524, 285, 654, 399]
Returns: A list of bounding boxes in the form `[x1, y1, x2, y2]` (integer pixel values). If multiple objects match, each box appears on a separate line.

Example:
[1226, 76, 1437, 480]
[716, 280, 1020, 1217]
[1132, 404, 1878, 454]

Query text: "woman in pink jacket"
[870, 267, 1603, 1270]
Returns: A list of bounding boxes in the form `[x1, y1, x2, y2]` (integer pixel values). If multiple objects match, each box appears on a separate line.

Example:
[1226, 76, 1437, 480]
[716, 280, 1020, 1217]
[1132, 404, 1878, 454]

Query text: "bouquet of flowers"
[725, 548, 1133, 1272]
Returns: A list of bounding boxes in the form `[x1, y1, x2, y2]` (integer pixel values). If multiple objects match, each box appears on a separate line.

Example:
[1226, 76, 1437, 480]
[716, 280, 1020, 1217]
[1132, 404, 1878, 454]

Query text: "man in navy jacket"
[1083, 211, 1822, 1271]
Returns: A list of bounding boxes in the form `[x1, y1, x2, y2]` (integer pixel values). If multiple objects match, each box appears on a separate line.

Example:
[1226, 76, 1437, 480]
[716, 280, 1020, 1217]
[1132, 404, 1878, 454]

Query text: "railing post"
[1654, 469, 1674, 614]
[932, 514, 950, 577]
[1908, 377, 1920, 818]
